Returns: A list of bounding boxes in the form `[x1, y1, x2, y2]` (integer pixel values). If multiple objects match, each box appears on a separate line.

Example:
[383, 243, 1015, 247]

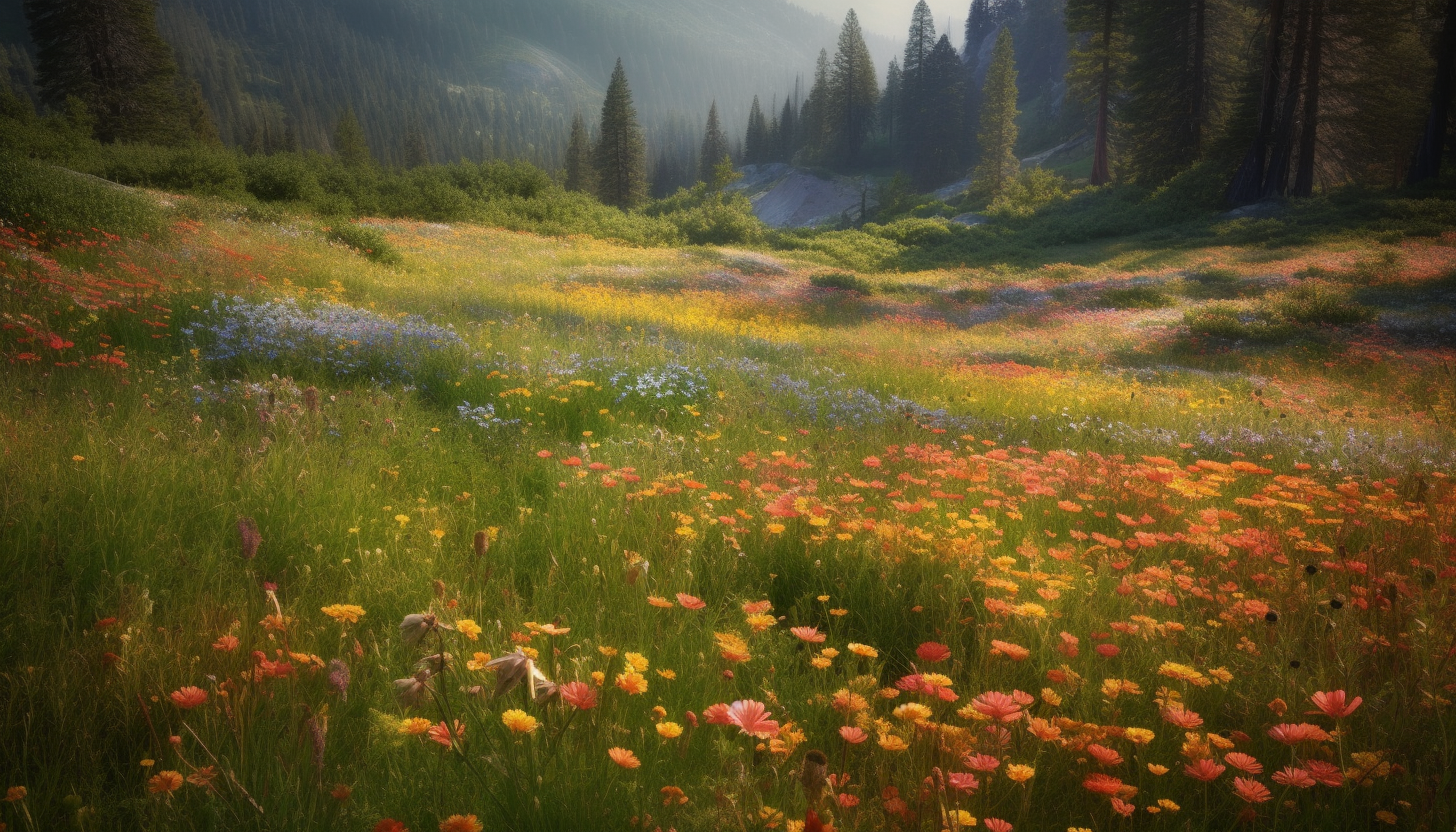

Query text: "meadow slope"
[2, 197, 1455, 831]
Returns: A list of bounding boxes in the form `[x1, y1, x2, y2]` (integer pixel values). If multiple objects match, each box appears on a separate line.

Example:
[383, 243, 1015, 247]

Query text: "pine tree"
[777, 94, 798, 161]
[1410, 0, 1456, 183]
[24, 0, 194, 144]
[965, 0, 996, 66]
[744, 96, 770, 164]
[914, 35, 967, 186]
[699, 101, 730, 181]
[799, 50, 831, 162]
[595, 58, 647, 209]
[1065, 0, 1126, 185]
[334, 106, 374, 167]
[402, 117, 430, 168]
[826, 10, 879, 168]
[564, 111, 595, 194]
[975, 28, 1021, 195]
[898, 1, 939, 168]
[880, 59, 902, 159]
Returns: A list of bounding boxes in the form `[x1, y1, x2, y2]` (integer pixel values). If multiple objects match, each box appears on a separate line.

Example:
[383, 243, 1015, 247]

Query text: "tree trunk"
[1293, 0, 1322, 197]
[1261, 0, 1311, 199]
[1091, 0, 1114, 185]
[1191, 0, 1207, 155]
[1409, 0, 1456, 184]
[1226, 0, 1287, 206]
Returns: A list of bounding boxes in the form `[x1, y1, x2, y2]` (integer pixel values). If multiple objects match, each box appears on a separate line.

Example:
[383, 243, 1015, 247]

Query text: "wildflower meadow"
[2, 197, 1455, 832]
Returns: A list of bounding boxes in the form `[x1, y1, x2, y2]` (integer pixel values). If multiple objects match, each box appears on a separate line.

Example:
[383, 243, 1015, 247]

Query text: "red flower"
[559, 681, 597, 710]
[1302, 760, 1344, 787]
[1094, 643, 1120, 658]
[1267, 723, 1331, 745]
[675, 593, 706, 610]
[964, 753, 1000, 772]
[1308, 690, 1361, 719]
[1184, 758, 1226, 782]
[1272, 767, 1316, 788]
[1232, 777, 1272, 804]
[984, 819, 1012, 832]
[839, 725, 868, 744]
[169, 686, 208, 709]
[1082, 774, 1124, 796]
[971, 691, 1023, 722]
[1087, 744, 1123, 766]
[373, 819, 409, 832]
[1161, 705, 1203, 729]
[703, 703, 733, 725]
[1110, 798, 1135, 817]
[1224, 752, 1263, 774]
[946, 771, 979, 793]
[915, 641, 951, 663]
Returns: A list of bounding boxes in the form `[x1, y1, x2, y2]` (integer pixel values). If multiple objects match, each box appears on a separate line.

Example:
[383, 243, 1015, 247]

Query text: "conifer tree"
[777, 94, 798, 161]
[402, 117, 430, 168]
[24, 0, 194, 144]
[564, 111, 595, 194]
[1066, 0, 1126, 185]
[975, 28, 1020, 196]
[799, 50, 831, 162]
[965, 0, 996, 66]
[699, 101, 730, 181]
[898, 1, 939, 168]
[1410, 0, 1456, 183]
[880, 59, 902, 159]
[826, 10, 879, 168]
[914, 35, 966, 186]
[744, 96, 770, 164]
[595, 59, 647, 209]
[334, 106, 374, 167]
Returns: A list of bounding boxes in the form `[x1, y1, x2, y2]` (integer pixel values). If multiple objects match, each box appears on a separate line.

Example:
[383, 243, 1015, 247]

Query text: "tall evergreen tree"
[965, 0, 997, 65]
[777, 94, 798, 161]
[333, 106, 374, 167]
[699, 101, 730, 180]
[564, 111, 595, 194]
[1410, 0, 1456, 183]
[595, 59, 647, 209]
[744, 96, 770, 164]
[975, 28, 1021, 195]
[23, 0, 195, 144]
[1066, 0, 1126, 185]
[880, 58, 902, 159]
[799, 50, 832, 162]
[826, 10, 879, 168]
[914, 35, 967, 186]
[402, 116, 430, 168]
[898, 1, 940, 168]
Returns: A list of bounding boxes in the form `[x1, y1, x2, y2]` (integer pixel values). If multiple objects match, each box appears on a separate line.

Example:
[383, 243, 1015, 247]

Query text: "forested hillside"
[0, 0, 893, 167]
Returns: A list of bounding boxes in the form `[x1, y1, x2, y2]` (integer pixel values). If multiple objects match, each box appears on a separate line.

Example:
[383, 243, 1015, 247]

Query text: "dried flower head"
[237, 517, 261, 560]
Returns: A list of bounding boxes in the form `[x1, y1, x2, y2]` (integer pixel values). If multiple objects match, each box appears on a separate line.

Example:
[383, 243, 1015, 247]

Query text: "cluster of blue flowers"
[183, 296, 463, 384]
[456, 401, 521, 433]
[768, 374, 970, 432]
[607, 364, 710, 403]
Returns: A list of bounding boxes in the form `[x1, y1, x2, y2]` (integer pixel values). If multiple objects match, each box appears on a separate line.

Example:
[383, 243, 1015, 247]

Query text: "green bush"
[1267, 282, 1375, 325]
[645, 183, 766, 246]
[242, 153, 323, 203]
[1183, 267, 1251, 299]
[1184, 303, 1296, 343]
[809, 272, 872, 293]
[326, 223, 402, 265]
[1096, 284, 1173, 309]
[987, 168, 1074, 218]
[0, 156, 163, 238]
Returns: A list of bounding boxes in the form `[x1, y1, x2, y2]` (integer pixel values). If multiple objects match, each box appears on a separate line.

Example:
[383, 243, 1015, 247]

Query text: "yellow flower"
[1041, 687, 1063, 707]
[71, 455, 85, 462]
[810, 657, 832, 669]
[745, 613, 776, 632]
[394, 514, 411, 527]
[399, 717, 433, 735]
[624, 652, 649, 672]
[877, 733, 908, 752]
[655, 669, 676, 680]
[1157, 799, 1180, 812]
[893, 703, 932, 722]
[847, 643, 878, 659]
[501, 709, 538, 734]
[430, 528, 445, 541]
[946, 809, 976, 827]
[1375, 811, 1398, 825]
[819, 647, 840, 659]
[1006, 764, 1035, 782]
[466, 652, 492, 671]
[456, 619, 482, 640]
[598, 645, 619, 658]
[1147, 763, 1169, 776]
[615, 671, 648, 695]
[766, 523, 786, 534]
[591, 670, 605, 686]
[829, 608, 848, 617]
[1124, 727, 1156, 745]
[320, 604, 365, 624]
[656, 721, 683, 739]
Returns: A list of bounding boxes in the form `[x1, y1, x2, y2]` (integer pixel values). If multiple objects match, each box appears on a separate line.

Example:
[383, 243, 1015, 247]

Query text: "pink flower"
[1056, 631, 1080, 658]
[1267, 723, 1331, 745]
[1087, 744, 1123, 766]
[984, 819, 1012, 832]
[727, 699, 779, 738]
[1302, 759, 1345, 787]
[1271, 766, 1316, 788]
[675, 593, 706, 610]
[1224, 752, 1263, 774]
[703, 703, 733, 725]
[915, 641, 951, 663]
[1110, 798, 1135, 817]
[839, 725, 868, 744]
[1232, 777, 1272, 804]
[1308, 690, 1361, 719]
[790, 626, 826, 643]
[1183, 758, 1226, 782]
[1094, 643, 1120, 658]
[946, 772, 979, 793]
[963, 753, 1000, 772]
[971, 691, 1023, 722]
[559, 681, 597, 710]
[1160, 705, 1203, 729]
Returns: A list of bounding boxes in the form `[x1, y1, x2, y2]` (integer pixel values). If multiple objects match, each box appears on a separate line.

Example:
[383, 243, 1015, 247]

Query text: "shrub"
[0, 156, 163, 238]
[986, 168, 1073, 218]
[1184, 303, 1296, 343]
[242, 153, 322, 203]
[810, 272, 872, 293]
[1267, 282, 1375, 325]
[1183, 268, 1247, 299]
[1096, 285, 1173, 309]
[326, 223, 402, 265]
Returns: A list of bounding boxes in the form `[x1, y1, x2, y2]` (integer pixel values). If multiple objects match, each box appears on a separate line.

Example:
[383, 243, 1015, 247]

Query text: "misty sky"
[789, 0, 965, 47]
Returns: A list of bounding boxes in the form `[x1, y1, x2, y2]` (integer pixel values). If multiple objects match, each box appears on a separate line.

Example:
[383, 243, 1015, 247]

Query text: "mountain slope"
[1, 0, 895, 168]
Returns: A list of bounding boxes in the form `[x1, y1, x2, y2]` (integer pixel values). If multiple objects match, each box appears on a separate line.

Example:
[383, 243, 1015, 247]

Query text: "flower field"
[2, 201, 1455, 832]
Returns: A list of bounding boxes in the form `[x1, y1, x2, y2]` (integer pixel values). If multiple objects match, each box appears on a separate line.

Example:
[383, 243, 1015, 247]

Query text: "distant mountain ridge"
[0, 0, 896, 168]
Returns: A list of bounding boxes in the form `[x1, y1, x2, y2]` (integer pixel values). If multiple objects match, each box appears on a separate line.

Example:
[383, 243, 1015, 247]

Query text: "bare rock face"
[732, 164, 874, 228]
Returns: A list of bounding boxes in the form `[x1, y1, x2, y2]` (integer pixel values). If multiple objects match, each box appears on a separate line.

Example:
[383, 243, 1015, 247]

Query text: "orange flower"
[742, 600, 773, 615]
[1309, 690, 1361, 719]
[1232, 777, 1271, 804]
[1082, 773, 1123, 796]
[675, 593, 706, 610]
[169, 686, 207, 709]
[646, 595, 675, 608]
[608, 747, 641, 769]
[1087, 744, 1123, 766]
[615, 671, 648, 695]
[148, 771, 184, 794]
[211, 634, 239, 652]
[439, 814, 483, 832]
[1266, 723, 1331, 745]
[989, 640, 1030, 661]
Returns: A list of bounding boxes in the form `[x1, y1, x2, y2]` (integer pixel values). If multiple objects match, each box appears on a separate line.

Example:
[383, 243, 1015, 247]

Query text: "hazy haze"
[789, 0, 965, 46]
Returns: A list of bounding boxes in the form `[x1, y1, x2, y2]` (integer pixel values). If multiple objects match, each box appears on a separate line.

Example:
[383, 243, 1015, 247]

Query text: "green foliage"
[1268, 281, 1375, 326]
[1096, 284, 1173, 309]
[1182, 267, 1255, 299]
[987, 168, 1073, 217]
[975, 29, 1021, 196]
[0, 155, 163, 237]
[326, 223, 402, 265]
[809, 271, 872, 293]
[1184, 302, 1297, 342]
[596, 60, 648, 210]
[825, 9, 879, 168]
[644, 177, 764, 247]
[242, 152, 323, 203]
[1185, 282, 1375, 344]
